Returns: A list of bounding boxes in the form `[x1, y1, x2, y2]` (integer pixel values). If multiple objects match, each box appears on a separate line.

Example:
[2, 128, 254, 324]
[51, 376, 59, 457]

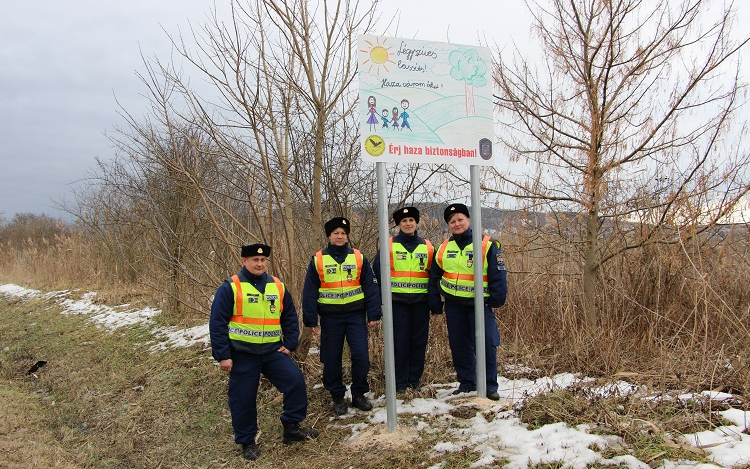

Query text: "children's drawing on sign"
[399, 99, 412, 131]
[360, 37, 396, 76]
[391, 107, 400, 131]
[366, 96, 379, 131]
[448, 49, 488, 116]
[380, 109, 390, 129]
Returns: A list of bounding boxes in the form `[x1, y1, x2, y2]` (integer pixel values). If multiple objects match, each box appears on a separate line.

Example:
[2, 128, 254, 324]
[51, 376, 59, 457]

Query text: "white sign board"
[358, 35, 495, 165]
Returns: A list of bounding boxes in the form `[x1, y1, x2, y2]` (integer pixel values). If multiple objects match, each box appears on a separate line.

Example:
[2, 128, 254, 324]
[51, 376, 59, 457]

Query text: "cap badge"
[403, 209, 408, 213]
[257, 248, 263, 253]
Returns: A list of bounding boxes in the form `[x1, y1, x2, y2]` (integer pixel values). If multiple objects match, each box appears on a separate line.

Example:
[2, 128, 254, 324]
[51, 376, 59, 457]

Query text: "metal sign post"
[470, 165, 486, 398]
[377, 162, 397, 431]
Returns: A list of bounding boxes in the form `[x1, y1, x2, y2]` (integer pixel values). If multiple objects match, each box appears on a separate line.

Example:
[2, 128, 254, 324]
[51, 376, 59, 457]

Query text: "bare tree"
[263, 0, 379, 240]
[156, 0, 439, 281]
[490, 0, 750, 328]
[68, 0, 444, 329]
[73, 92, 226, 317]
[164, 0, 379, 254]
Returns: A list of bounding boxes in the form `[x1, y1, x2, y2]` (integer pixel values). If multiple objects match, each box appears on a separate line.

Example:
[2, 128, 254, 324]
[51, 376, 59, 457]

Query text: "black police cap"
[324, 217, 351, 236]
[443, 203, 470, 223]
[393, 206, 420, 225]
[241, 243, 271, 258]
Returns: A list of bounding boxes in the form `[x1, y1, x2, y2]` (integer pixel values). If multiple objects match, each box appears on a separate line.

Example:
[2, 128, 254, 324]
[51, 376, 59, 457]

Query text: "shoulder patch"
[491, 238, 505, 270]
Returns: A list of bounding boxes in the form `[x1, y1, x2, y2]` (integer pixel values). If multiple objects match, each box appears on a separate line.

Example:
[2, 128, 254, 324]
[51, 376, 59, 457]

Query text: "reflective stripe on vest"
[389, 237, 434, 294]
[228, 275, 284, 344]
[436, 236, 490, 298]
[315, 249, 365, 305]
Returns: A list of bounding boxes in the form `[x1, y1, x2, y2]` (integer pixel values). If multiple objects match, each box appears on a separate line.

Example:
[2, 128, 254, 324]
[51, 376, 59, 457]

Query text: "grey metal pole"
[470, 165, 487, 398]
[377, 162, 397, 431]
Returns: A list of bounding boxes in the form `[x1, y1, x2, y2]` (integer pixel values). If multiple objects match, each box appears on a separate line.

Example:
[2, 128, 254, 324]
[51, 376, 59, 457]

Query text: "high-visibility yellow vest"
[315, 249, 364, 306]
[227, 275, 284, 344]
[435, 236, 490, 299]
[389, 237, 434, 294]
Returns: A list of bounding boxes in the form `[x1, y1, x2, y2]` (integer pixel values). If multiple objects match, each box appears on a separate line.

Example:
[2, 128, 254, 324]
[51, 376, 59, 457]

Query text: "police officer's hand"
[310, 326, 319, 335]
[277, 346, 291, 356]
[219, 359, 233, 372]
[367, 320, 378, 329]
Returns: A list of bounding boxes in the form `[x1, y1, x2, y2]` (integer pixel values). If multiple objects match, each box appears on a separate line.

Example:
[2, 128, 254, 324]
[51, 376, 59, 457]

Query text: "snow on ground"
[2, 283, 749, 469]
[0, 284, 211, 352]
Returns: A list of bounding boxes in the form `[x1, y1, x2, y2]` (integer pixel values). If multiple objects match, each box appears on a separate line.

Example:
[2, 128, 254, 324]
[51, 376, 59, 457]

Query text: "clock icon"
[364, 134, 386, 156]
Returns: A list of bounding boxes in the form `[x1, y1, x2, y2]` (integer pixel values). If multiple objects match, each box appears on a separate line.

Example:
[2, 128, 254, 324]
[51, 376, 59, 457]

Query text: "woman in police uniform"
[373, 206, 434, 392]
[302, 217, 382, 415]
[428, 203, 507, 400]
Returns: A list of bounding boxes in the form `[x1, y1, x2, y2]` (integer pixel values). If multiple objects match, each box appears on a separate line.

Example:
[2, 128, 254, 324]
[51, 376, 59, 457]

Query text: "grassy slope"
[3, 291, 746, 469]
[0, 382, 81, 468]
[0, 294, 461, 469]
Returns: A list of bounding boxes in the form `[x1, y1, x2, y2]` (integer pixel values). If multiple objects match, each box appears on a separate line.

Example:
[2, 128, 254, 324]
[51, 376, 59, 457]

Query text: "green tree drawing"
[449, 49, 488, 116]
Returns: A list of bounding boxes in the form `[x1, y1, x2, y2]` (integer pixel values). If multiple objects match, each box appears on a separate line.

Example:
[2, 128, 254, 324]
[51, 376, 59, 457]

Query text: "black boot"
[282, 421, 319, 444]
[352, 394, 373, 411]
[242, 442, 260, 460]
[332, 396, 348, 415]
[452, 387, 475, 396]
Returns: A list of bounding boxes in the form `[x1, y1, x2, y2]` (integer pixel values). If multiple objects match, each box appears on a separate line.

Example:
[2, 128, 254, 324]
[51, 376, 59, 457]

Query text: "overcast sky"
[1, 1, 746, 220]
[0, 0, 531, 220]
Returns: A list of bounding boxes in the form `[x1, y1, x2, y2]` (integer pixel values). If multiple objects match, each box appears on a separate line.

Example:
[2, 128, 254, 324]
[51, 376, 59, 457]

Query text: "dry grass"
[0, 295, 484, 468]
[0, 383, 82, 468]
[2, 215, 749, 396]
[2, 282, 748, 467]
[516, 381, 749, 465]
[2, 214, 750, 467]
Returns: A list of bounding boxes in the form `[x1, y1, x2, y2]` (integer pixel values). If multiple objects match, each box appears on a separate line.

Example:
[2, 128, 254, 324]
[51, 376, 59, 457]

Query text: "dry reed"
[2, 214, 748, 397]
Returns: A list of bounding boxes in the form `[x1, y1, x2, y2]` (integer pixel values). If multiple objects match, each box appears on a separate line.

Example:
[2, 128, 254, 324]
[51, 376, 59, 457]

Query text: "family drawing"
[367, 96, 412, 132]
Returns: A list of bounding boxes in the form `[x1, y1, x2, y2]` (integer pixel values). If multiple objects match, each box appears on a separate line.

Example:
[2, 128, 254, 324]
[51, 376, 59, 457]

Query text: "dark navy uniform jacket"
[302, 242, 382, 327]
[373, 230, 430, 305]
[427, 228, 508, 313]
[210, 267, 299, 362]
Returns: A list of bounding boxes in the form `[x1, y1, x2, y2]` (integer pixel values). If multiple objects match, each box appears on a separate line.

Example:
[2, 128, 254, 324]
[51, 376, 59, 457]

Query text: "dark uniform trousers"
[392, 301, 430, 389]
[319, 312, 370, 397]
[227, 350, 307, 445]
[444, 302, 501, 392]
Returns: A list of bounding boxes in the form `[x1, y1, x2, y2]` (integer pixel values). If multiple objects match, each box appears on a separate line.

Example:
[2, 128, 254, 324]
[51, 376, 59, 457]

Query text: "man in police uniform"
[302, 217, 382, 415]
[428, 203, 507, 400]
[373, 206, 434, 392]
[210, 243, 318, 461]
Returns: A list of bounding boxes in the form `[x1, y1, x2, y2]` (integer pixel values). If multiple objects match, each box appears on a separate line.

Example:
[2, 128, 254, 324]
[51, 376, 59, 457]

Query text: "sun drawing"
[361, 37, 395, 75]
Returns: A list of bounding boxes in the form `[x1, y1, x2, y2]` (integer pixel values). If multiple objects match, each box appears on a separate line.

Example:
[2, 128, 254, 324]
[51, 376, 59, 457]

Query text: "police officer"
[210, 243, 318, 461]
[373, 206, 434, 392]
[302, 217, 382, 415]
[428, 204, 507, 400]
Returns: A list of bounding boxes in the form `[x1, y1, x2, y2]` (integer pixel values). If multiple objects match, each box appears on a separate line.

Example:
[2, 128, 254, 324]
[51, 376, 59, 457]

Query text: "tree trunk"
[583, 206, 598, 330]
[312, 111, 325, 244]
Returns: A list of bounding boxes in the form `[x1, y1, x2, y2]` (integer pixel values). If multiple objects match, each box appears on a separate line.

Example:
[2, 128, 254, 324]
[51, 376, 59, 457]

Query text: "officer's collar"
[326, 242, 350, 255]
[395, 230, 418, 242]
[240, 267, 266, 283]
[451, 228, 473, 242]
